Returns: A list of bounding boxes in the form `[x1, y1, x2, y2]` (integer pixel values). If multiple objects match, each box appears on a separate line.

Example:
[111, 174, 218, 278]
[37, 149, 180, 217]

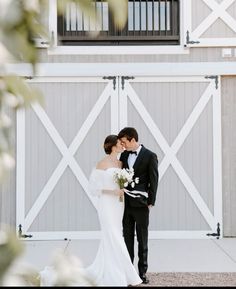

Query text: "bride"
[85, 134, 142, 286]
[40, 135, 142, 286]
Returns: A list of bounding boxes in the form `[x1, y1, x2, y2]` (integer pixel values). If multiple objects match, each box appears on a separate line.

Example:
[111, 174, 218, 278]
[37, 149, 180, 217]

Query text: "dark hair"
[118, 127, 138, 142]
[103, 135, 118, 154]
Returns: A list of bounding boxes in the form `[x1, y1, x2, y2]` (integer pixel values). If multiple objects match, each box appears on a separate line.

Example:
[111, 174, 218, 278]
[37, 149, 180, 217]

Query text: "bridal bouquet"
[113, 168, 139, 202]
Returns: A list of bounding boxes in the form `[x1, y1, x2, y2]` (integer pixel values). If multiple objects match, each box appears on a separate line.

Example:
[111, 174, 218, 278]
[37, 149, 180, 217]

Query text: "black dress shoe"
[140, 274, 149, 284]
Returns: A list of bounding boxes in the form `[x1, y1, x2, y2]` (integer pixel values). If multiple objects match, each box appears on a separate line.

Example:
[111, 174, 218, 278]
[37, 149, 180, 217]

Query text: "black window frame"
[57, 0, 180, 46]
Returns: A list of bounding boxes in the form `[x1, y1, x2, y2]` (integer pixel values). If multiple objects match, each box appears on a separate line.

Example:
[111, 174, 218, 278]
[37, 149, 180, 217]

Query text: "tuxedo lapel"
[133, 145, 146, 171]
[122, 151, 130, 169]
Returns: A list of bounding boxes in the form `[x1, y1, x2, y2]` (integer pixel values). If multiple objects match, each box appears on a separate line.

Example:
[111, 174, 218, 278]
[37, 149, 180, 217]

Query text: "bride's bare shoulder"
[96, 158, 108, 170]
[95, 156, 122, 170]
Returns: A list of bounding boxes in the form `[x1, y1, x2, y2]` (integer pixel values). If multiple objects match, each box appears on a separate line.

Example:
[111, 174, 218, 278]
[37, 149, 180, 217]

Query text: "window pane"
[65, 1, 109, 32]
[128, 2, 133, 30]
[128, 1, 170, 32]
[147, 2, 153, 31]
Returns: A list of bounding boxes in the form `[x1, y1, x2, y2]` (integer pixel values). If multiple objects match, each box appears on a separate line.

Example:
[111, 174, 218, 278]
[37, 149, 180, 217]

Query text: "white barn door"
[16, 76, 222, 240]
[17, 77, 118, 240]
[119, 76, 222, 239]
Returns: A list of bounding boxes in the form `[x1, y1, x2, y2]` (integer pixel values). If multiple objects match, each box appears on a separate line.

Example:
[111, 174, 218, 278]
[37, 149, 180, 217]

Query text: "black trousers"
[122, 205, 149, 276]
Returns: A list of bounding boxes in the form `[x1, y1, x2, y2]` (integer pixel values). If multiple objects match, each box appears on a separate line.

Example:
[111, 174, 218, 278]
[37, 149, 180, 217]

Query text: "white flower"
[0, 0, 22, 25]
[0, 113, 12, 128]
[124, 182, 128, 187]
[41, 249, 93, 286]
[0, 152, 15, 170]
[0, 0, 11, 19]
[0, 43, 12, 63]
[4, 93, 20, 108]
[113, 168, 138, 189]
[3, 260, 39, 286]
[24, 0, 40, 12]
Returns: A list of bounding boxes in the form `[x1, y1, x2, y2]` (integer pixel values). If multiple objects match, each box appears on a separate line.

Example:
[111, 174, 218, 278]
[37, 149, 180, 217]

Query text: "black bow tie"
[128, 151, 137, 155]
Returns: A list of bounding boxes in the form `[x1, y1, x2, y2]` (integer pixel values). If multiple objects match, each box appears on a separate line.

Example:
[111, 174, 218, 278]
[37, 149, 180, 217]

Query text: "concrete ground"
[141, 272, 236, 287]
[20, 238, 236, 286]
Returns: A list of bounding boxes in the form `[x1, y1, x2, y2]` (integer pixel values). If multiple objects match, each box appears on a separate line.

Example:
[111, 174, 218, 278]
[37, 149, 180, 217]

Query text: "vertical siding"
[26, 81, 109, 232]
[39, 47, 230, 63]
[128, 80, 214, 231]
[192, 0, 211, 31]
[222, 76, 236, 237]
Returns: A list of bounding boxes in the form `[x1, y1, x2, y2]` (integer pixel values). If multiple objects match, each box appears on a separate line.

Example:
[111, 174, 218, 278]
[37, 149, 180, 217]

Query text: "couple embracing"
[87, 127, 159, 286]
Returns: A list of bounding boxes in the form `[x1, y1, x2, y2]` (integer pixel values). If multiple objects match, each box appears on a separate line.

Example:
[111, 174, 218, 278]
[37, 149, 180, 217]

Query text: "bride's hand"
[114, 189, 124, 197]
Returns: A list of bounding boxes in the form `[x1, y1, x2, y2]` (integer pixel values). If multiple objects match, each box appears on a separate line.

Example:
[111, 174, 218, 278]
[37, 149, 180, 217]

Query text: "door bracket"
[206, 223, 220, 239]
[205, 75, 218, 89]
[121, 76, 135, 90]
[18, 224, 33, 239]
[103, 76, 116, 90]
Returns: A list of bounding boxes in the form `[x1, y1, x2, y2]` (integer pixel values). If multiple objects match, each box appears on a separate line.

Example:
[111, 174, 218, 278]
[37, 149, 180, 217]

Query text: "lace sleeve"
[88, 169, 103, 197]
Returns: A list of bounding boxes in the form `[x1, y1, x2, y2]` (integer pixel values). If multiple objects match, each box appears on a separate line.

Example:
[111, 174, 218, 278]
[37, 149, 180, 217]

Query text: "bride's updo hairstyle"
[104, 135, 118, 154]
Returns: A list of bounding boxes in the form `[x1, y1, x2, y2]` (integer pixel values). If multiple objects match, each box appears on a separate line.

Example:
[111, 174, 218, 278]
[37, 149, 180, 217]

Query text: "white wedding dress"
[85, 167, 142, 286]
[39, 167, 142, 287]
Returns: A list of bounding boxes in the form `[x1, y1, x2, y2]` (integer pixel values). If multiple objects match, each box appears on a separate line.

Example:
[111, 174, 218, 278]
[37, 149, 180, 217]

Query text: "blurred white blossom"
[0, 152, 15, 170]
[0, 152, 15, 179]
[0, 113, 12, 128]
[39, 249, 94, 286]
[0, 0, 22, 26]
[2, 260, 40, 286]
[0, 0, 12, 19]
[0, 0, 128, 286]
[3, 93, 20, 108]
[0, 43, 12, 64]
[24, 0, 40, 13]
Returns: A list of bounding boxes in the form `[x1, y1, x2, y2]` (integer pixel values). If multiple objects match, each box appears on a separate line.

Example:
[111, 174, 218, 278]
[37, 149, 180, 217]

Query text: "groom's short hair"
[118, 127, 138, 142]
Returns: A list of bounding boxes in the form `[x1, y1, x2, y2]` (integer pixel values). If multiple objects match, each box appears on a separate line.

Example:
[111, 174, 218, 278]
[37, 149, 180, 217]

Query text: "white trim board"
[22, 230, 219, 241]
[47, 46, 189, 55]
[5, 62, 236, 77]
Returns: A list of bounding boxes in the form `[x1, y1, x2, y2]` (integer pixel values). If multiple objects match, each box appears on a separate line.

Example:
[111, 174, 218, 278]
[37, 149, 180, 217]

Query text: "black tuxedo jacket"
[120, 145, 159, 207]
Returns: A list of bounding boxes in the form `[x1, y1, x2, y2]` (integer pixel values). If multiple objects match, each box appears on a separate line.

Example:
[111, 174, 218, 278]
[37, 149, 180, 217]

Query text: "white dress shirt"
[128, 145, 142, 169]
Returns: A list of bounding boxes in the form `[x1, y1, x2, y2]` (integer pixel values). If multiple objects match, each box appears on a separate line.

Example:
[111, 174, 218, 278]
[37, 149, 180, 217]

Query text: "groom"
[118, 127, 159, 284]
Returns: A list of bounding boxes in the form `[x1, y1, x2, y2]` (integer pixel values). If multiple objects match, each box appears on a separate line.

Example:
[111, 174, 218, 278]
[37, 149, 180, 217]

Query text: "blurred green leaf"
[0, 0, 128, 283]
[3, 75, 44, 108]
[108, 0, 128, 29]
[1, 0, 48, 67]
[0, 229, 24, 283]
[57, 0, 128, 30]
